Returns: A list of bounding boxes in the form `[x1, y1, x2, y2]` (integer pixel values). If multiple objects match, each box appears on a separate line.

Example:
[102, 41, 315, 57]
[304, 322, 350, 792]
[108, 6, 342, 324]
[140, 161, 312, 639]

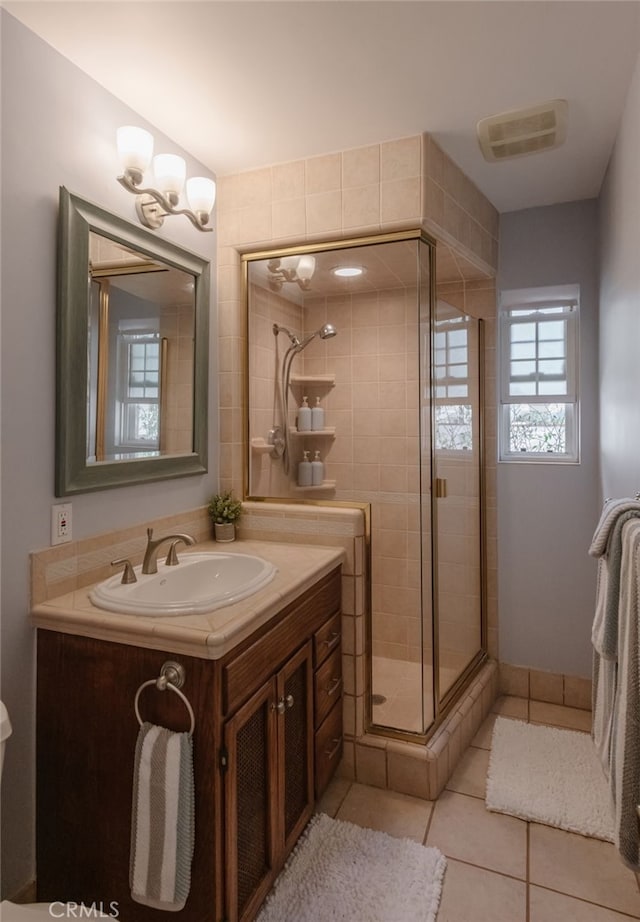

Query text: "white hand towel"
[130, 722, 195, 912]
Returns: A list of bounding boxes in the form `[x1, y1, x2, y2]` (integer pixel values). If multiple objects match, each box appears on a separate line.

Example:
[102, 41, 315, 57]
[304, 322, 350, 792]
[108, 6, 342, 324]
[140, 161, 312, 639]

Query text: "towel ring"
[134, 661, 195, 737]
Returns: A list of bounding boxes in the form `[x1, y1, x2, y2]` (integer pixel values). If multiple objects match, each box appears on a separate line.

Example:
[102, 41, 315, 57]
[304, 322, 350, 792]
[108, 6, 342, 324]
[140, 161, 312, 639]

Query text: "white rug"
[257, 812, 447, 922]
[486, 717, 614, 841]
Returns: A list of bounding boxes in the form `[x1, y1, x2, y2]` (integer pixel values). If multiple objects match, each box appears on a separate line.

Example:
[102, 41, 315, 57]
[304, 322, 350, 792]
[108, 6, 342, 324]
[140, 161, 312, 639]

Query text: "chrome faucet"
[142, 528, 196, 574]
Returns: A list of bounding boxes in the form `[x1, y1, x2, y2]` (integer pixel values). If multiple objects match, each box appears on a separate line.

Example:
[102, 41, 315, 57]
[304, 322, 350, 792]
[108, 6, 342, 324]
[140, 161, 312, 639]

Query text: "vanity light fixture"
[332, 265, 364, 278]
[267, 254, 316, 291]
[116, 126, 216, 233]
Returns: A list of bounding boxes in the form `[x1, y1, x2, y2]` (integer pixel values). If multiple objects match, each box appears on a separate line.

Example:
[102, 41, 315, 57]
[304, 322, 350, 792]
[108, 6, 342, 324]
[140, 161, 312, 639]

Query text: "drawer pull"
[325, 677, 342, 697]
[285, 694, 294, 709]
[322, 631, 340, 652]
[325, 737, 342, 760]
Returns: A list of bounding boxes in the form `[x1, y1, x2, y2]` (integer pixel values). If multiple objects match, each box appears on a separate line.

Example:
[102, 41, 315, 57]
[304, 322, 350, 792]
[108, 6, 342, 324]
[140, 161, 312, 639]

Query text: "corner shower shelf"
[289, 374, 336, 388]
[292, 480, 337, 492]
[289, 427, 336, 439]
[250, 437, 276, 454]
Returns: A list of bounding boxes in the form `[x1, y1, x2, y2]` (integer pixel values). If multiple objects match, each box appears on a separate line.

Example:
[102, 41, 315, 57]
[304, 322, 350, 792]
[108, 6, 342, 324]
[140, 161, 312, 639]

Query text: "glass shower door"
[432, 300, 483, 704]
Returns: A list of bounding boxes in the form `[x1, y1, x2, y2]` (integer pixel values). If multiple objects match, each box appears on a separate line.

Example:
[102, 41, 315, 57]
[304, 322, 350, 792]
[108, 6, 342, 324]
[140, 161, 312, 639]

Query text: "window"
[433, 316, 473, 451]
[499, 294, 579, 462]
[116, 331, 161, 449]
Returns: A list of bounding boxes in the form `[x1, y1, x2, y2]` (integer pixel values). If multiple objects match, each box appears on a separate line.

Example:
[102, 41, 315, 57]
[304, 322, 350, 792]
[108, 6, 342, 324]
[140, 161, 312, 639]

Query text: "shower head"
[295, 323, 338, 353]
[318, 323, 337, 340]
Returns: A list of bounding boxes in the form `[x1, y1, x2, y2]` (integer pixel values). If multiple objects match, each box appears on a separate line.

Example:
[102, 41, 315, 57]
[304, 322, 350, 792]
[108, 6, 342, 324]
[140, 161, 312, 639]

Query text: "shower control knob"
[268, 426, 285, 458]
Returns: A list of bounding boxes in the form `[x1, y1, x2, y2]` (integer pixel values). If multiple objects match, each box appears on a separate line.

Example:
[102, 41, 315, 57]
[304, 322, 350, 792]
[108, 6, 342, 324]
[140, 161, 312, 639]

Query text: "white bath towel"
[130, 722, 195, 911]
[589, 497, 640, 558]
[609, 519, 640, 869]
[591, 509, 640, 658]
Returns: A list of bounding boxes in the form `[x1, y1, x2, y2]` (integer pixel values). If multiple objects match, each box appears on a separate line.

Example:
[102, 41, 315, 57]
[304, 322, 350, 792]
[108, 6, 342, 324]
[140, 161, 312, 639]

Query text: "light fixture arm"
[117, 173, 213, 232]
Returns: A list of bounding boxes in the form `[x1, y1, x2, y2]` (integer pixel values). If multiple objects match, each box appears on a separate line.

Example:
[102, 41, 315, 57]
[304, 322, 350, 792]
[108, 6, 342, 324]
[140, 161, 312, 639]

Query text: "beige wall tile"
[530, 669, 564, 705]
[381, 137, 421, 182]
[354, 740, 387, 789]
[380, 177, 421, 224]
[342, 144, 380, 189]
[306, 190, 342, 235]
[499, 663, 529, 698]
[563, 675, 592, 710]
[305, 153, 341, 195]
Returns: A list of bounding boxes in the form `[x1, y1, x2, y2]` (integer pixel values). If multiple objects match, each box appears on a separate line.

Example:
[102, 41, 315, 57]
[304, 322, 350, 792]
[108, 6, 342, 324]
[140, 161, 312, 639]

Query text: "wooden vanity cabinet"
[36, 566, 342, 922]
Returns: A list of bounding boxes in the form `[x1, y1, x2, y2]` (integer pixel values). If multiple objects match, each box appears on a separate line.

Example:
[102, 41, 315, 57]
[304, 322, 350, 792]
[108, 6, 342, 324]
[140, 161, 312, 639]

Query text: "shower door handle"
[435, 477, 448, 498]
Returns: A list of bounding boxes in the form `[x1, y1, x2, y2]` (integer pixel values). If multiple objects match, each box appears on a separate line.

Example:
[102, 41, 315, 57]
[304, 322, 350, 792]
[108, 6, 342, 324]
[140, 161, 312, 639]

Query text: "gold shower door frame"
[242, 230, 487, 745]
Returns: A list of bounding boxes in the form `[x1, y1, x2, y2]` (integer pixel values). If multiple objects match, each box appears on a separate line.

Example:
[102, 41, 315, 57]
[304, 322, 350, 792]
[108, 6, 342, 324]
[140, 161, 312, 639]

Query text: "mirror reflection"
[88, 234, 195, 463]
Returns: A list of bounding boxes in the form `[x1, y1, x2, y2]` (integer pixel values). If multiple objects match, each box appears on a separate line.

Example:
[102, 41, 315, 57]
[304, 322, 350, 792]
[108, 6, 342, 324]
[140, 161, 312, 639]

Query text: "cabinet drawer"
[313, 611, 341, 668]
[224, 568, 341, 716]
[314, 645, 342, 729]
[314, 698, 343, 799]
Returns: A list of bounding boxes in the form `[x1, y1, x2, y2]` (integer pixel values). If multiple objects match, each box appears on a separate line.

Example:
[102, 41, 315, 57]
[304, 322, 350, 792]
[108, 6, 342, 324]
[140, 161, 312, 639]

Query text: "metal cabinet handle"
[272, 694, 294, 715]
[325, 677, 342, 697]
[322, 631, 340, 651]
[325, 738, 341, 760]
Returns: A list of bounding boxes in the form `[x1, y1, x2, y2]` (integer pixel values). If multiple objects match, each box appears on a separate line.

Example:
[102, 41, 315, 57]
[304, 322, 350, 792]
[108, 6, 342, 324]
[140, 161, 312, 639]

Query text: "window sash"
[500, 302, 577, 404]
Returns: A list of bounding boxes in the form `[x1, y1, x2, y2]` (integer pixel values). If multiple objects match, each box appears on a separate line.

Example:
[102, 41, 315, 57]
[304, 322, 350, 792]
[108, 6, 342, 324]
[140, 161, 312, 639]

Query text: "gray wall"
[0, 12, 218, 897]
[599, 49, 640, 499]
[497, 201, 601, 678]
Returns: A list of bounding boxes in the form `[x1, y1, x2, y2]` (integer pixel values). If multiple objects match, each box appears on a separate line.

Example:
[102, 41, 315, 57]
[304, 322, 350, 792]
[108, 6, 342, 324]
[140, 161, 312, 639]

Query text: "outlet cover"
[51, 503, 72, 545]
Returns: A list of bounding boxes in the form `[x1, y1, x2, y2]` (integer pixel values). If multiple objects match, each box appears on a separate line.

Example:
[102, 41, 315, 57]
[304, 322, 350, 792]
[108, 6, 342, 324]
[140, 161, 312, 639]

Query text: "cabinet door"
[224, 679, 279, 922]
[277, 640, 314, 857]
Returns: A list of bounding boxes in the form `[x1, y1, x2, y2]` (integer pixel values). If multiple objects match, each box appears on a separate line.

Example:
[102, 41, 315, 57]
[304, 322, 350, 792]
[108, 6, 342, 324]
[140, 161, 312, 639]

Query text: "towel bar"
[134, 661, 195, 736]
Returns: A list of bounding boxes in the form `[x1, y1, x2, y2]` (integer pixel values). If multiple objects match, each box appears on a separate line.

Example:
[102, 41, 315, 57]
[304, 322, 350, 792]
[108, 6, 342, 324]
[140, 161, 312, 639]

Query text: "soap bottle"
[297, 396, 311, 432]
[311, 396, 324, 431]
[311, 450, 324, 486]
[298, 450, 312, 487]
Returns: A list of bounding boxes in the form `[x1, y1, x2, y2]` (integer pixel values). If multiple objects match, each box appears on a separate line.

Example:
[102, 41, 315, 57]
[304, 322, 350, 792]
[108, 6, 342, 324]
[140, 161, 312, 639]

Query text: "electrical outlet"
[51, 503, 72, 545]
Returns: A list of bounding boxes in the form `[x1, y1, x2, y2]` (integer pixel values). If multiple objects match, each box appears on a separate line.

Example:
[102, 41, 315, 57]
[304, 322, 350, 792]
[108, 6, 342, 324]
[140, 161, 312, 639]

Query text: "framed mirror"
[56, 187, 210, 495]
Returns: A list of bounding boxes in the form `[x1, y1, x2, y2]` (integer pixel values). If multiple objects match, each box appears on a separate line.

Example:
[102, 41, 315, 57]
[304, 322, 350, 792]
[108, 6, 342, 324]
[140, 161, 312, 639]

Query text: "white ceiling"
[4, 1, 640, 213]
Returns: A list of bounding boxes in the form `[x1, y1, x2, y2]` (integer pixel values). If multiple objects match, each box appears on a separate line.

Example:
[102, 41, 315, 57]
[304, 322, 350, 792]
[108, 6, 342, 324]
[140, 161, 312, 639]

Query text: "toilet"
[0, 701, 124, 920]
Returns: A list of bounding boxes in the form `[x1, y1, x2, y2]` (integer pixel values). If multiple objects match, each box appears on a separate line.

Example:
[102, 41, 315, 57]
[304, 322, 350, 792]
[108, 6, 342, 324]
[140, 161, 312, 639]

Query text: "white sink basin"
[89, 552, 277, 616]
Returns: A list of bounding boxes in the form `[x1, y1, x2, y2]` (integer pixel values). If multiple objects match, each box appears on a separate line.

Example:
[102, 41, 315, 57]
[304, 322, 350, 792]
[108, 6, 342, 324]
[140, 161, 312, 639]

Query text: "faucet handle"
[165, 542, 180, 567]
[111, 558, 137, 584]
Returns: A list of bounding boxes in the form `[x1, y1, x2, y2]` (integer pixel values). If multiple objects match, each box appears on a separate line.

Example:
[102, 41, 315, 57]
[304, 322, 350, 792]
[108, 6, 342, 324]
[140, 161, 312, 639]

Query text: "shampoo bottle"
[297, 396, 311, 432]
[311, 450, 324, 486]
[311, 396, 325, 431]
[298, 450, 312, 487]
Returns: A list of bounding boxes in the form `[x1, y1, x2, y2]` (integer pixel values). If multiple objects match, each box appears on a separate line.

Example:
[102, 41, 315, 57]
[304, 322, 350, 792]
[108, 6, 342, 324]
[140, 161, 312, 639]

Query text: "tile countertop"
[31, 539, 345, 660]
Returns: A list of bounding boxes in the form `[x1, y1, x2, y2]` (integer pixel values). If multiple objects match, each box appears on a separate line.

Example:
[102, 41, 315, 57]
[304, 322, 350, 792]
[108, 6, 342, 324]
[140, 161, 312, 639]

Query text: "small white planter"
[214, 522, 236, 543]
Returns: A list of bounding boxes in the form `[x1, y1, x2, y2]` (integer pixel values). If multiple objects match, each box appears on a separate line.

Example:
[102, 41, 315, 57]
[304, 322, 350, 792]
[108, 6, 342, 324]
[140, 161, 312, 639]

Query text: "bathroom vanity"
[33, 543, 343, 922]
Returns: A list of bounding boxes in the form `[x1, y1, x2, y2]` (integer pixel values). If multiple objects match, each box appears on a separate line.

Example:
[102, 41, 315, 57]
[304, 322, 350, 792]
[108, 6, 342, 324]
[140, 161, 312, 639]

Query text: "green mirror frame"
[55, 186, 210, 495]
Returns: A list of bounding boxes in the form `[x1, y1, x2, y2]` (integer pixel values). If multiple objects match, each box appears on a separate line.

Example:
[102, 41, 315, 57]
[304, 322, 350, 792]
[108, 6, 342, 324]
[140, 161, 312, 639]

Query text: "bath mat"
[486, 717, 614, 841]
[257, 812, 447, 922]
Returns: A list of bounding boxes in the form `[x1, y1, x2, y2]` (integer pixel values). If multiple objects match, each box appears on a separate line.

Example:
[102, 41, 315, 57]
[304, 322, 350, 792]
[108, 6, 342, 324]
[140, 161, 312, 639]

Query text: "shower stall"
[244, 230, 486, 740]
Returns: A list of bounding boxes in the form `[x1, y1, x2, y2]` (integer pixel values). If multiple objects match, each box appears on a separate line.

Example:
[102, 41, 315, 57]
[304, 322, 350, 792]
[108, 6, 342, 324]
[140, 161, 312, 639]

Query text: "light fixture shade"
[186, 177, 216, 217]
[296, 255, 316, 282]
[152, 153, 186, 197]
[117, 126, 153, 175]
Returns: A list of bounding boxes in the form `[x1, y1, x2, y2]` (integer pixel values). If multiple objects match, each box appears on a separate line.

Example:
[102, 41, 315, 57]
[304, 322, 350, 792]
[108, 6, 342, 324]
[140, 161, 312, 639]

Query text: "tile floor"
[319, 695, 640, 921]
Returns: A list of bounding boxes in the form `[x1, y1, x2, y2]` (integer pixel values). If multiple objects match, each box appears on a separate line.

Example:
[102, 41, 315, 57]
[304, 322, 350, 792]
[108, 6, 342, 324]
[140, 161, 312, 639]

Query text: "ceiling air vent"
[477, 99, 568, 162]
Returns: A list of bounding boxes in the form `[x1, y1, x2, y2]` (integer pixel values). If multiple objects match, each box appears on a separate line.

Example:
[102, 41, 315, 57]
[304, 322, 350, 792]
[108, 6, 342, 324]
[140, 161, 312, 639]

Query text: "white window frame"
[499, 295, 579, 463]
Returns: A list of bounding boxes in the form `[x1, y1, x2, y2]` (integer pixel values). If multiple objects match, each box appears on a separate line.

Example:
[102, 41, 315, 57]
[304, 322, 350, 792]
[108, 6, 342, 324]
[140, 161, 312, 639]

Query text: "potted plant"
[208, 491, 242, 542]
